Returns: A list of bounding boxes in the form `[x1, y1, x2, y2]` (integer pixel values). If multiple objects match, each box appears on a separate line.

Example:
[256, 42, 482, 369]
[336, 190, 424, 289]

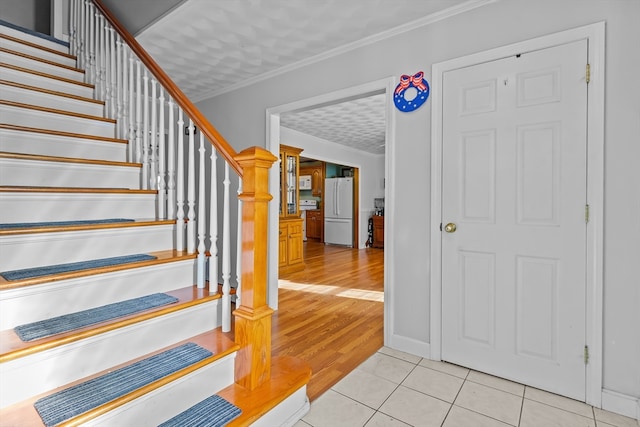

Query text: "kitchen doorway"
[266, 77, 394, 312]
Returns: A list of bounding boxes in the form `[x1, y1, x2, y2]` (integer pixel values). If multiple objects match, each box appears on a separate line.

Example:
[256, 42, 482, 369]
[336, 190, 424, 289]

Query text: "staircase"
[0, 8, 309, 427]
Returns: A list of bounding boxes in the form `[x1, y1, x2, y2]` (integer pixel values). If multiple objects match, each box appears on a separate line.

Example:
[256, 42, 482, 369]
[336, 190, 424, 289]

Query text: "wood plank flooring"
[273, 240, 384, 401]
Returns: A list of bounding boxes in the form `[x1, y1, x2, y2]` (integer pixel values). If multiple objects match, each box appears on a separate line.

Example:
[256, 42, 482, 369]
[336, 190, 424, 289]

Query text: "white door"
[441, 39, 588, 400]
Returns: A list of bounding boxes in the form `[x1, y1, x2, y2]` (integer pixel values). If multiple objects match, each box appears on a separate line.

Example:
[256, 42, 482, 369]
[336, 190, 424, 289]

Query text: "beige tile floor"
[295, 347, 640, 427]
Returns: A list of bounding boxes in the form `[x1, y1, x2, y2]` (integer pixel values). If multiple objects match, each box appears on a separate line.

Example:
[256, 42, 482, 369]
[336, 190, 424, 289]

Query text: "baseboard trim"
[251, 386, 310, 427]
[386, 334, 430, 359]
[601, 389, 640, 421]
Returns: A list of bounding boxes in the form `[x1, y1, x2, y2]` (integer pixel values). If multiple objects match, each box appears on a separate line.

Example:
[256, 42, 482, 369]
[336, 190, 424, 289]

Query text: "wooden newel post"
[233, 146, 277, 390]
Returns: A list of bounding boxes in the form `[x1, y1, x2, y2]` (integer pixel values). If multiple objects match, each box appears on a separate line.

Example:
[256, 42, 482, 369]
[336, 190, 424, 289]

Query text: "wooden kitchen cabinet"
[300, 163, 324, 197]
[280, 145, 303, 218]
[306, 210, 323, 241]
[279, 144, 305, 273]
[279, 218, 305, 273]
[372, 215, 384, 249]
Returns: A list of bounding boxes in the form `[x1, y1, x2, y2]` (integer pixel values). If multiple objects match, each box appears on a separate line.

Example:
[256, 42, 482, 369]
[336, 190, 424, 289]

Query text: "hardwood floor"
[273, 240, 384, 401]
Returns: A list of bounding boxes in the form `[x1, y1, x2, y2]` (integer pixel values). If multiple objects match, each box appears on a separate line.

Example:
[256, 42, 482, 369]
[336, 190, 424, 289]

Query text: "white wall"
[280, 127, 385, 249]
[0, 0, 50, 34]
[195, 0, 640, 404]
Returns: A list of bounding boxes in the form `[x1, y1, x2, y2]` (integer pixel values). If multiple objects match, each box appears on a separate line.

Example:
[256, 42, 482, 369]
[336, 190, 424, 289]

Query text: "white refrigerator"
[324, 177, 353, 246]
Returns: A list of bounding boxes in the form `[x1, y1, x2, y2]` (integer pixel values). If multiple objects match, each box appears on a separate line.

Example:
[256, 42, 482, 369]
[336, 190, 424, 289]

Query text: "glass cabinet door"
[279, 144, 303, 218]
[286, 153, 297, 214]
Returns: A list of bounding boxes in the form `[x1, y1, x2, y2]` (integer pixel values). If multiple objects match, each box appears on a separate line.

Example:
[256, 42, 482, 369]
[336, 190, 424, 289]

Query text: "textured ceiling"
[124, 0, 488, 155]
[281, 94, 387, 155]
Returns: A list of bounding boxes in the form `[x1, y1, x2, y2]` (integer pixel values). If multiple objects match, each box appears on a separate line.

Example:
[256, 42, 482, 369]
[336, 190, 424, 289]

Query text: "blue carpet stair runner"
[0, 253, 156, 281]
[159, 395, 242, 427]
[34, 342, 213, 427]
[14, 292, 178, 341]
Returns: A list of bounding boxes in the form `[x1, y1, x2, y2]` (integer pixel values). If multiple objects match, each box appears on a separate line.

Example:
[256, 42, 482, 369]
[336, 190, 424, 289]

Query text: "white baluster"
[103, 24, 111, 111]
[69, 0, 77, 59]
[150, 78, 157, 191]
[87, 2, 95, 83]
[197, 133, 206, 288]
[235, 179, 243, 308]
[98, 15, 106, 101]
[93, 12, 101, 99]
[78, 0, 85, 69]
[108, 27, 116, 118]
[115, 36, 123, 136]
[141, 69, 150, 189]
[128, 54, 135, 161]
[221, 163, 231, 332]
[167, 98, 176, 219]
[158, 88, 166, 219]
[186, 119, 196, 254]
[134, 61, 142, 165]
[209, 149, 218, 294]
[176, 109, 186, 251]
[120, 44, 129, 141]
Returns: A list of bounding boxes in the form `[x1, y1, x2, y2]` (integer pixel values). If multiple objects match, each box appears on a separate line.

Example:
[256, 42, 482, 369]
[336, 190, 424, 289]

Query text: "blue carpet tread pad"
[158, 395, 242, 427]
[14, 292, 178, 342]
[0, 253, 157, 281]
[33, 342, 213, 427]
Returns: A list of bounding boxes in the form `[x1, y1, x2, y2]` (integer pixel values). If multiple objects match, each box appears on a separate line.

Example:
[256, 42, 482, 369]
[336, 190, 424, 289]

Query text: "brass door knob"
[444, 223, 457, 233]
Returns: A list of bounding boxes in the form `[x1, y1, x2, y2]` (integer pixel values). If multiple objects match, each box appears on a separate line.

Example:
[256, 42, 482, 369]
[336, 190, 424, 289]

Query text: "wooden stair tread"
[0, 63, 93, 88]
[0, 79, 104, 105]
[0, 186, 155, 194]
[0, 218, 175, 236]
[0, 33, 76, 61]
[0, 46, 84, 74]
[0, 285, 222, 363]
[219, 356, 312, 426]
[0, 123, 127, 144]
[0, 329, 239, 427]
[0, 99, 114, 123]
[0, 250, 195, 289]
[0, 151, 139, 167]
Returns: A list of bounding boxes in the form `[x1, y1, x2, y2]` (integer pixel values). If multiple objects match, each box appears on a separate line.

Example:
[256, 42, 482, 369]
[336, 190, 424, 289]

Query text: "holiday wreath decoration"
[394, 71, 430, 112]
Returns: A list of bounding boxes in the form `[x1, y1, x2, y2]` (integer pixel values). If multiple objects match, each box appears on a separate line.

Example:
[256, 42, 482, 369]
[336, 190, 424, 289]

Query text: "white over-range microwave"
[299, 175, 312, 190]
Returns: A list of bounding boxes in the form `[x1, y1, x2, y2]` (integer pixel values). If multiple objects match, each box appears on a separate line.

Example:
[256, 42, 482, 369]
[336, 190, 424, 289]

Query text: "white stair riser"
[1, 50, 83, 81]
[0, 128, 127, 162]
[0, 260, 196, 329]
[0, 25, 69, 54]
[0, 192, 156, 223]
[0, 158, 140, 188]
[87, 354, 235, 427]
[0, 224, 174, 271]
[0, 37, 76, 67]
[0, 300, 222, 409]
[0, 65, 94, 98]
[0, 104, 115, 138]
[1, 83, 104, 116]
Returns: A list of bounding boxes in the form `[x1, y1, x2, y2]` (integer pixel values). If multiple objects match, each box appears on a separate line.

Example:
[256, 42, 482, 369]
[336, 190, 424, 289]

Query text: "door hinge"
[585, 204, 590, 223]
[586, 63, 591, 84]
[584, 345, 590, 364]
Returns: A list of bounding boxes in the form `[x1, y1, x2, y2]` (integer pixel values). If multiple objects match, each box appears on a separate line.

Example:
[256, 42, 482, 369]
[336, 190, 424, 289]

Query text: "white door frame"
[429, 22, 605, 406]
[265, 77, 396, 312]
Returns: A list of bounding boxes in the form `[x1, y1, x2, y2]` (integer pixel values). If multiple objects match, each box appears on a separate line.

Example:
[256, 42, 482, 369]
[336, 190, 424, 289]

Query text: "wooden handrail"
[92, 0, 243, 177]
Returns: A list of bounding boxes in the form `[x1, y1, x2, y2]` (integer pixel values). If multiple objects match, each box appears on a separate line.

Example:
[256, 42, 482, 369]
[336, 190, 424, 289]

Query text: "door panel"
[441, 39, 588, 400]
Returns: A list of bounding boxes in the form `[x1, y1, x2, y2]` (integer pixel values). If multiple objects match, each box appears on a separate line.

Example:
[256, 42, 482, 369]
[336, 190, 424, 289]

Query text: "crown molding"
[191, 0, 496, 102]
